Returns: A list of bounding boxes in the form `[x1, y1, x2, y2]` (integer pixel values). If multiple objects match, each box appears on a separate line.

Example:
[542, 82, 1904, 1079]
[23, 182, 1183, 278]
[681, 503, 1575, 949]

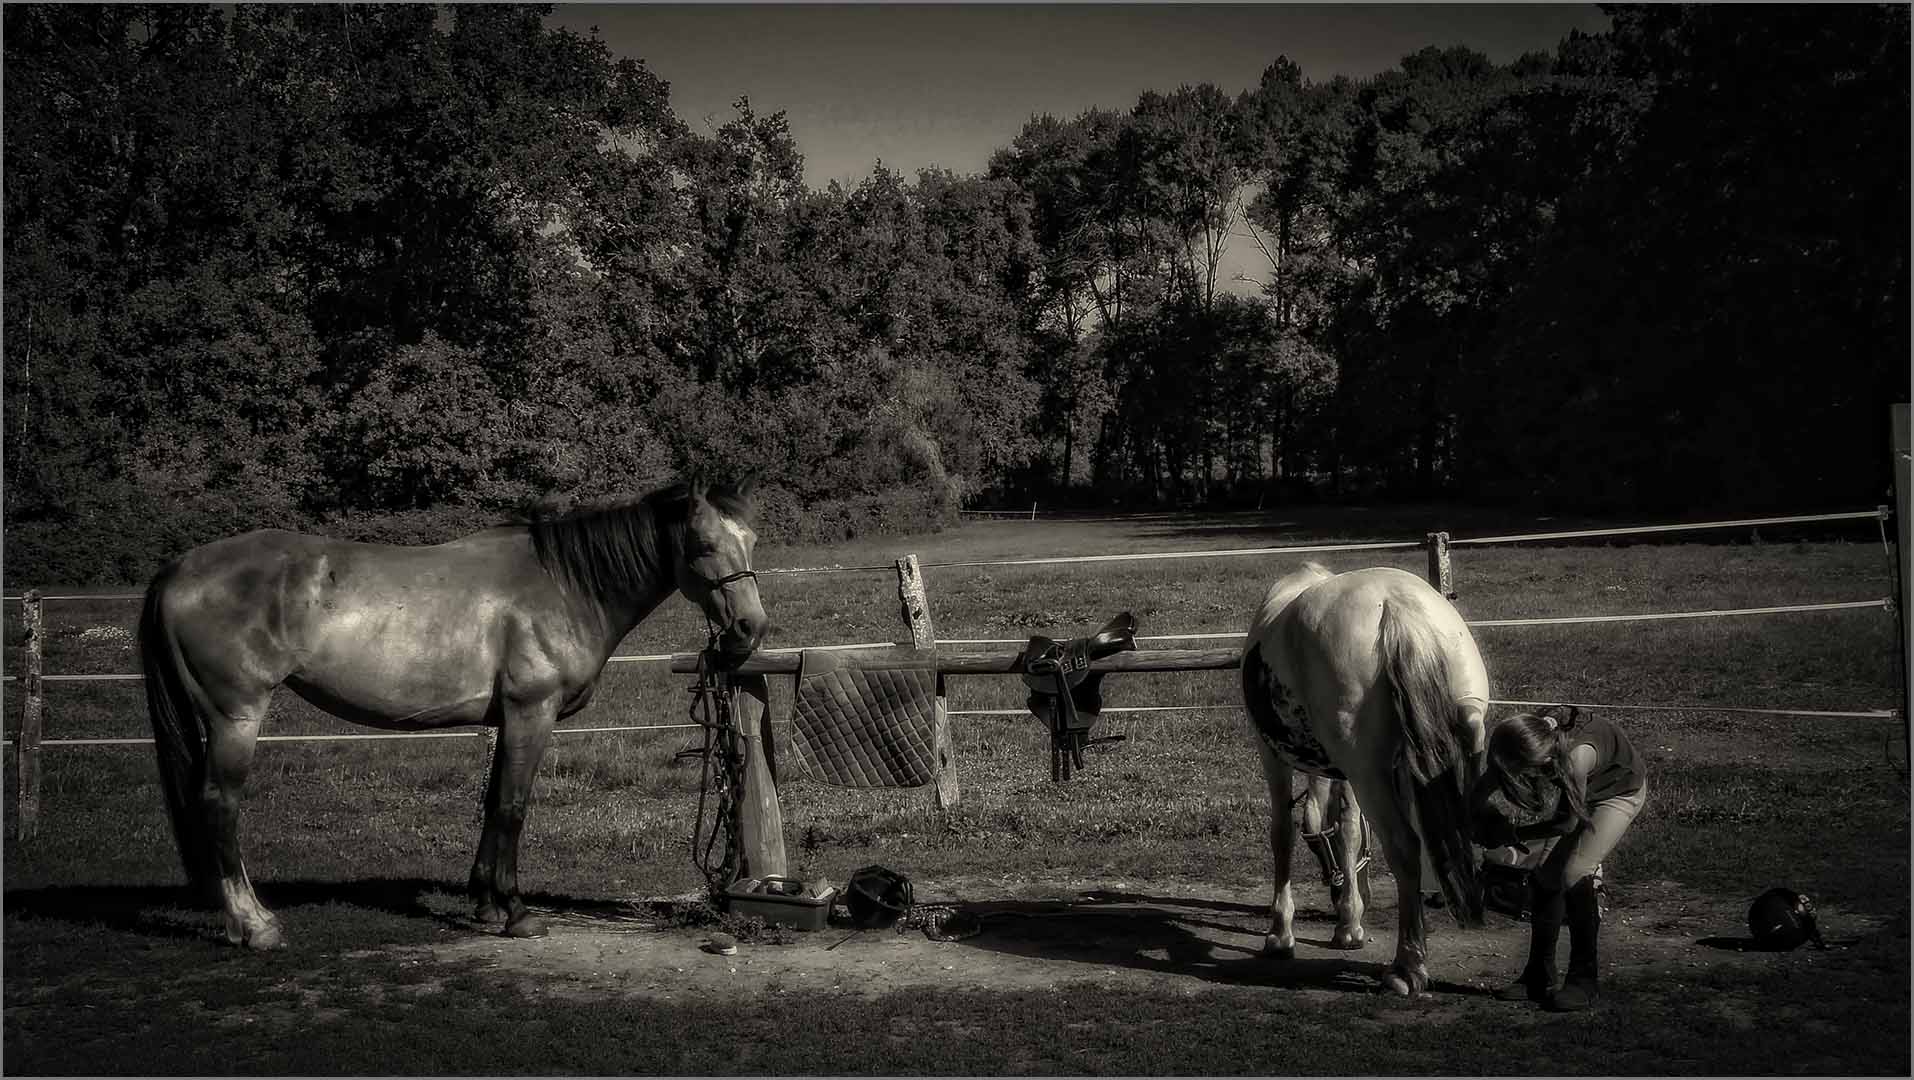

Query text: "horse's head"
[676, 474, 769, 666]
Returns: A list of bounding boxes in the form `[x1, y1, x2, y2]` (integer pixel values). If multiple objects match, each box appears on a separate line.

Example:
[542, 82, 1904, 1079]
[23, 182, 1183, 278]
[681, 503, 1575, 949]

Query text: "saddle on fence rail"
[1016, 612, 1137, 781]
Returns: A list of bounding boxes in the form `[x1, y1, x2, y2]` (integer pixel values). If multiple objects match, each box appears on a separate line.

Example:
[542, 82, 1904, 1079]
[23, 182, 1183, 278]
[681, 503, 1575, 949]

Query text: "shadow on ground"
[1, 878, 645, 943]
[939, 889, 1487, 998]
[1694, 934, 1860, 952]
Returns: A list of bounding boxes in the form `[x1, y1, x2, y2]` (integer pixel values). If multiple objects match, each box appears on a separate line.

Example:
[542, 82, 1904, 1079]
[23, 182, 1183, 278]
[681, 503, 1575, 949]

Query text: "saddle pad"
[790, 649, 938, 788]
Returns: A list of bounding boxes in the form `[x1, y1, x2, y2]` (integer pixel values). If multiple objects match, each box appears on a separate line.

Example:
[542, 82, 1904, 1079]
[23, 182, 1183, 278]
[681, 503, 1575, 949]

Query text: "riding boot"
[1496, 878, 1563, 1002]
[1548, 877, 1602, 1012]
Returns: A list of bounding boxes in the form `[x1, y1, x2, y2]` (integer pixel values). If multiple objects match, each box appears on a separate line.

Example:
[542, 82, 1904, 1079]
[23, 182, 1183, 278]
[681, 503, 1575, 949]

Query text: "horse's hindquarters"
[1242, 643, 1348, 781]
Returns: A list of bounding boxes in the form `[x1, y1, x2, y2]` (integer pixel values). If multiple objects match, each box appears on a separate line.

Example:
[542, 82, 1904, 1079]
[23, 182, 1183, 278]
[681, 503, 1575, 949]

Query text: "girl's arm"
[1513, 743, 1598, 841]
[1468, 763, 1502, 815]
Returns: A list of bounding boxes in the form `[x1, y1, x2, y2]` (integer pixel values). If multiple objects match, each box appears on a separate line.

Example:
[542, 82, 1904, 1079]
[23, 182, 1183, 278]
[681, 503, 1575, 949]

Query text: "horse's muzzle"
[710, 622, 766, 669]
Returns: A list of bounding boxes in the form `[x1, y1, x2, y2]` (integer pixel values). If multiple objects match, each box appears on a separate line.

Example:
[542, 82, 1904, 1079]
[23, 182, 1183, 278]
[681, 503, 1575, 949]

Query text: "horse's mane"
[525, 482, 754, 601]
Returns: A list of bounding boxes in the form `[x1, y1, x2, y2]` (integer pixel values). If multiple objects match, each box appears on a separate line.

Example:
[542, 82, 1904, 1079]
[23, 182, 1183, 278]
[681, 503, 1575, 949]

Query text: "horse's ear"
[735, 469, 762, 498]
[686, 470, 710, 504]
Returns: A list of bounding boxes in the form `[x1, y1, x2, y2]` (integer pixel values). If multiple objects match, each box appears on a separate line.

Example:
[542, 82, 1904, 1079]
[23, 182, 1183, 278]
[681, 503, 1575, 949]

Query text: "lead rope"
[687, 623, 743, 901]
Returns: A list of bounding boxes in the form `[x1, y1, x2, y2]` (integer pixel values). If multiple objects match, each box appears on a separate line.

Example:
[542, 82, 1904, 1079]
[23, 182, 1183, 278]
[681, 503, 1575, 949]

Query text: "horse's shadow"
[1, 878, 632, 943]
[944, 889, 1486, 998]
[1695, 934, 1852, 952]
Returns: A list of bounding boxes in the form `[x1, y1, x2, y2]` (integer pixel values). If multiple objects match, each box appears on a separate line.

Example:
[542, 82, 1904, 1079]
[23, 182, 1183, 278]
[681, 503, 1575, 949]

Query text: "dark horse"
[142, 478, 768, 948]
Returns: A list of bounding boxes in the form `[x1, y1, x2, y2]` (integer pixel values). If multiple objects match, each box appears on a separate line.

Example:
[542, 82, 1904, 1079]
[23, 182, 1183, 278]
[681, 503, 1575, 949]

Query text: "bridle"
[690, 565, 759, 660]
[684, 565, 759, 898]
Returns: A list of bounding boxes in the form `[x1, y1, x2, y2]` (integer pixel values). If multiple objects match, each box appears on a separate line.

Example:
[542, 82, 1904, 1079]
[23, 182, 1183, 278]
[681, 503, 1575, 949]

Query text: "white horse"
[1241, 564, 1489, 995]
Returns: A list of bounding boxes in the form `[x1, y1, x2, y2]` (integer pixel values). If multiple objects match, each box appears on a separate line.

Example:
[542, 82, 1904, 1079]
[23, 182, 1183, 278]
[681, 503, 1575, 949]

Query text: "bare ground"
[411, 873, 1893, 1006]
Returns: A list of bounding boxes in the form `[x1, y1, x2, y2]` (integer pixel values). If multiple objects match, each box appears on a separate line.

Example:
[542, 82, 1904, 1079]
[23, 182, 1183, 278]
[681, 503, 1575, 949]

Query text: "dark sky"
[547, 3, 1612, 188]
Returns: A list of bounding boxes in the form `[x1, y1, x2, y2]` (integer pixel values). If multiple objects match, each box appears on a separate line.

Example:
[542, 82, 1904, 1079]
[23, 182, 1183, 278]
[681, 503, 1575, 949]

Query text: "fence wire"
[3, 506, 1900, 745]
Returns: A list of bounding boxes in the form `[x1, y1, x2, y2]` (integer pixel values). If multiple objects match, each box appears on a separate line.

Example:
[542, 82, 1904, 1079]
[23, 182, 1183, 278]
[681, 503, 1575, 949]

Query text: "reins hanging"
[686, 626, 745, 900]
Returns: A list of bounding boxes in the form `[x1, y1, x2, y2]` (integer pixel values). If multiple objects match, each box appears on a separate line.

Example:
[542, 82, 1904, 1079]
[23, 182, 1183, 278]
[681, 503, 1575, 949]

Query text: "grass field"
[4, 506, 1909, 1074]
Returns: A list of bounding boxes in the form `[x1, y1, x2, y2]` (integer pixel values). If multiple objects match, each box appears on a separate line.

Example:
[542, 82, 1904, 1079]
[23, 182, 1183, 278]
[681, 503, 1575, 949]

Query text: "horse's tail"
[1378, 597, 1485, 929]
[141, 570, 213, 893]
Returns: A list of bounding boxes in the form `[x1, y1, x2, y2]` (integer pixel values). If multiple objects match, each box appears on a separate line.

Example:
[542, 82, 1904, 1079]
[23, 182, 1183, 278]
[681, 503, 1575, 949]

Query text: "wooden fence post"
[897, 554, 961, 812]
[1892, 405, 1909, 740]
[731, 673, 788, 881]
[1425, 532, 1454, 599]
[17, 589, 45, 841]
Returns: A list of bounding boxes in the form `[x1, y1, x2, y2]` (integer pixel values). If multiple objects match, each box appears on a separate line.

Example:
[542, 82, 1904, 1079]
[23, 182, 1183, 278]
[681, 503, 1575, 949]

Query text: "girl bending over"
[1473, 707, 1648, 1012]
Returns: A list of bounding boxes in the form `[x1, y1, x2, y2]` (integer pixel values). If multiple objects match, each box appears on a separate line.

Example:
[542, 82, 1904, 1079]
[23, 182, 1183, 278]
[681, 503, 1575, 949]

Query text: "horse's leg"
[1254, 740, 1299, 958]
[202, 706, 285, 950]
[467, 730, 509, 923]
[1298, 775, 1363, 948]
[476, 701, 557, 938]
[1345, 768, 1429, 996]
[1327, 780, 1367, 949]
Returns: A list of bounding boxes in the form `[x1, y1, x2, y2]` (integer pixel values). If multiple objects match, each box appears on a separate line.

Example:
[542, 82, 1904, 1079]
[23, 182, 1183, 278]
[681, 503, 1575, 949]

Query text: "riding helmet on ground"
[846, 865, 914, 928]
[1748, 887, 1827, 951]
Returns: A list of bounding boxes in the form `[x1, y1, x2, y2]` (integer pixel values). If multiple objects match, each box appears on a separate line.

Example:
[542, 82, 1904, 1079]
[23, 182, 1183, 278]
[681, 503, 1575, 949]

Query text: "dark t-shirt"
[1573, 714, 1646, 802]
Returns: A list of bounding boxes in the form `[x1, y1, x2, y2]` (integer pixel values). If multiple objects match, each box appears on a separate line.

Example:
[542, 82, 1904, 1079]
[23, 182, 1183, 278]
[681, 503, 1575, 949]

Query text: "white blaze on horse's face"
[679, 495, 768, 661]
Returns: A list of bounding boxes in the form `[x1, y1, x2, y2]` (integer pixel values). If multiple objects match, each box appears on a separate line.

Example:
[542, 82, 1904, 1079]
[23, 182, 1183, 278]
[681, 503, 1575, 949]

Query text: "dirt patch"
[412, 874, 1891, 1003]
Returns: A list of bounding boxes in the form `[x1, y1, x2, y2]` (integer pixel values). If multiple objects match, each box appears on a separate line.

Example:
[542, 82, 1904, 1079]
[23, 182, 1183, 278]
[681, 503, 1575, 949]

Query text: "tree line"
[4, 4, 1906, 583]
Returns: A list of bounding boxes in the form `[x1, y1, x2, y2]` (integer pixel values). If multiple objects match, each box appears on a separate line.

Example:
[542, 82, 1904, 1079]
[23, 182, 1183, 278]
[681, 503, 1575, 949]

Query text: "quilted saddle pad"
[790, 648, 939, 788]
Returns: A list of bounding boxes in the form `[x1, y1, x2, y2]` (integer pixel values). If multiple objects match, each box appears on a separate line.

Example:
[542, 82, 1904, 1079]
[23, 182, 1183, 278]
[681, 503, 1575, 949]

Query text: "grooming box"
[722, 876, 838, 930]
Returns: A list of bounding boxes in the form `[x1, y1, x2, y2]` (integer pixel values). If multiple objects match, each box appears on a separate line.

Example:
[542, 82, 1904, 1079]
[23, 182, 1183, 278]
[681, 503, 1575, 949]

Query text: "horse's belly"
[1243, 647, 1345, 779]
[284, 669, 495, 730]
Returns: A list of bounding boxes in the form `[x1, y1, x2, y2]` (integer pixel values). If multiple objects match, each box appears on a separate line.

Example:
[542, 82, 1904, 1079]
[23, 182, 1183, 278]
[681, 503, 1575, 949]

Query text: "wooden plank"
[897, 554, 960, 811]
[17, 590, 44, 841]
[731, 674, 787, 881]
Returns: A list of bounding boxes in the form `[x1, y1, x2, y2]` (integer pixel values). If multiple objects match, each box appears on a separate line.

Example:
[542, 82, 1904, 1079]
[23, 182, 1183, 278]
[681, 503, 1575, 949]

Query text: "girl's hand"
[1473, 809, 1527, 852]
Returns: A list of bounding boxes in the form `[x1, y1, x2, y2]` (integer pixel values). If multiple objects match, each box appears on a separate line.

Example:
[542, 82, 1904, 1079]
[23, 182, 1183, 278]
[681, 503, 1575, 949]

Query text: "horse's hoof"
[1379, 967, 1428, 997]
[1262, 935, 1296, 960]
[1329, 928, 1367, 951]
[503, 913, 548, 939]
[473, 902, 505, 925]
[244, 921, 287, 951]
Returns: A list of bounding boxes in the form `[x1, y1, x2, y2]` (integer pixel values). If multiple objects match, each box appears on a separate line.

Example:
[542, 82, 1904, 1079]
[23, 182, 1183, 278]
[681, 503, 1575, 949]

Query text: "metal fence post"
[897, 554, 961, 812]
[17, 589, 45, 841]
